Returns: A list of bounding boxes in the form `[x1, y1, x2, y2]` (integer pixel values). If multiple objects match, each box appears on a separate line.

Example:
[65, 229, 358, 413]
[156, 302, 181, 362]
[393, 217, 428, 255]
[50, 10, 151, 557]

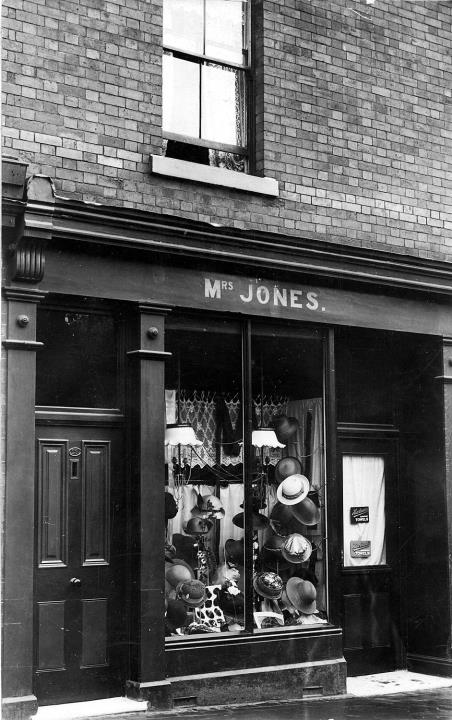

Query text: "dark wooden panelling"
[343, 594, 363, 650]
[38, 441, 68, 567]
[371, 591, 391, 647]
[38, 601, 65, 670]
[81, 599, 108, 668]
[82, 442, 110, 566]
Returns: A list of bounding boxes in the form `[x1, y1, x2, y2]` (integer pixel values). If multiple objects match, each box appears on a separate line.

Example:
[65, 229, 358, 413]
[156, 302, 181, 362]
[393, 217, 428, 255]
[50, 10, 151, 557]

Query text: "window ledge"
[151, 155, 279, 197]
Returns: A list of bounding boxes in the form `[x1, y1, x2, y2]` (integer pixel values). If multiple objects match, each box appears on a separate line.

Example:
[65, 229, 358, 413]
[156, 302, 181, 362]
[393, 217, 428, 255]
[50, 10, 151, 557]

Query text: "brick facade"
[2, 0, 452, 259]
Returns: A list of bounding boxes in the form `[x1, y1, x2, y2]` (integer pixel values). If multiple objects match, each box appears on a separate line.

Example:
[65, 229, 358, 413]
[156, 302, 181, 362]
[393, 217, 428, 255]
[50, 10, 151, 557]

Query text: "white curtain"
[342, 455, 386, 567]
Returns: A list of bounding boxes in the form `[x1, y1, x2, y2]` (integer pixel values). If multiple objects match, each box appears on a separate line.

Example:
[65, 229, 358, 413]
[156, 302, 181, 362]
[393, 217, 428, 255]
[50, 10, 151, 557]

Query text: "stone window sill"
[150, 155, 279, 197]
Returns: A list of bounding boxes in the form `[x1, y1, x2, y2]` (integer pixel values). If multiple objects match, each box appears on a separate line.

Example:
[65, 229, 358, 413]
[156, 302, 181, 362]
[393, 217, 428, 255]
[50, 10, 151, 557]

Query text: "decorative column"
[440, 337, 452, 664]
[2, 288, 45, 720]
[125, 304, 172, 709]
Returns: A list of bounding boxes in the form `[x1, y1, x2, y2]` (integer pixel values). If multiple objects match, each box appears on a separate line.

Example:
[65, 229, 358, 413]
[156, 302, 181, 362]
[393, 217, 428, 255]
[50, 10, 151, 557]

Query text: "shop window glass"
[342, 455, 386, 567]
[164, 317, 328, 637]
[162, 0, 249, 171]
[36, 308, 118, 409]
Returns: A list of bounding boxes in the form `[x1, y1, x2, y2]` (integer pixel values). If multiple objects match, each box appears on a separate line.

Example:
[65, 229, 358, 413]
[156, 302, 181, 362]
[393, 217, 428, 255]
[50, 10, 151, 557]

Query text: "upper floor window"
[162, 0, 249, 172]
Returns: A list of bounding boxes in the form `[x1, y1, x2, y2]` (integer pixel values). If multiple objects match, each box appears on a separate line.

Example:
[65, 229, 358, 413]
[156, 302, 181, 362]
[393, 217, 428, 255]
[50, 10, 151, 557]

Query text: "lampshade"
[165, 423, 202, 447]
[252, 428, 286, 449]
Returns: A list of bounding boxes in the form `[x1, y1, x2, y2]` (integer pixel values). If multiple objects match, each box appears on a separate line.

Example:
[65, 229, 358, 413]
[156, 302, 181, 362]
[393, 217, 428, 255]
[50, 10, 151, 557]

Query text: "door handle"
[70, 577, 81, 586]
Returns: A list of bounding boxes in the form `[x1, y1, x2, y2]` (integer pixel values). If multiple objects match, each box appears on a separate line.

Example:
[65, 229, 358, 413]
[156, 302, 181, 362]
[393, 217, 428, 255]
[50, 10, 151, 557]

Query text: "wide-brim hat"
[274, 456, 302, 484]
[165, 562, 194, 587]
[271, 414, 299, 442]
[277, 474, 310, 505]
[185, 517, 213, 536]
[176, 579, 206, 607]
[289, 496, 321, 526]
[253, 571, 284, 599]
[225, 538, 244, 565]
[269, 502, 306, 536]
[166, 599, 188, 630]
[232, 511, 269, 530]
[286, 577, 318, 614]
[281, 533, 312, 564]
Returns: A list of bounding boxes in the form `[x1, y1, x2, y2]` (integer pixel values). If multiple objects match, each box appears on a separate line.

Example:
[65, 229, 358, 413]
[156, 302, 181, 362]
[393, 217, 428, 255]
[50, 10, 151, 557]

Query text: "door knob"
[70, 577, 81, 586]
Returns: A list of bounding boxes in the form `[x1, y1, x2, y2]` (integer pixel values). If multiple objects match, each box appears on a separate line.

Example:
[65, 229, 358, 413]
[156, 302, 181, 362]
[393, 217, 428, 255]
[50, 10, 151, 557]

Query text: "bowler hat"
[253, 571, 283, 600]
[281, 533, 312, 564]
[277, 474, 310, 505]
[289, 496, 321, 526]
[185, 517, 213, 536]
[271, 414, 299, 443]
[286, 577, 318, 614]
[176, 579, 206, 607]
[274, 456, 302, 484]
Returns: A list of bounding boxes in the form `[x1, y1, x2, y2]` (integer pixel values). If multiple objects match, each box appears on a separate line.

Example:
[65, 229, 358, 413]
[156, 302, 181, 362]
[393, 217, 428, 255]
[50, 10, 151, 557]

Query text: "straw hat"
[281, 533, 312, 564]
[277, 474, 310, 505]
[286, 578, 318, 614]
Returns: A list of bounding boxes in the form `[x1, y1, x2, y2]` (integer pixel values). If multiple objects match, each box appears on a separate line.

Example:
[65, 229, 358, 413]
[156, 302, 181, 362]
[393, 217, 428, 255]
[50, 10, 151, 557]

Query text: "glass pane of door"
[250, 325, 328, 629]
[164, 316, 244, 636]
[342, 455, 386, 567]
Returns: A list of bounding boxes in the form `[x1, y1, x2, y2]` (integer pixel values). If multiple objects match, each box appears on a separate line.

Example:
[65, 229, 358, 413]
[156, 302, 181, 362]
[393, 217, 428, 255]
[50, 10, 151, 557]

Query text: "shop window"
[36, 308, 119, 409]
[164, 317, 328, 637]
[162, 0, 249, 172]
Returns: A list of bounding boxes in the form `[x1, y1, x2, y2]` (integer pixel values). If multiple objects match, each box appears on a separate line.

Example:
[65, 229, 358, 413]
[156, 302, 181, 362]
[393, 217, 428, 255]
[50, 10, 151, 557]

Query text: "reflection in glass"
[205, 0, 246, 64]
[162, 54, 200, 137]
[201, 65, 246, 146]
[163, 0, 204, 55]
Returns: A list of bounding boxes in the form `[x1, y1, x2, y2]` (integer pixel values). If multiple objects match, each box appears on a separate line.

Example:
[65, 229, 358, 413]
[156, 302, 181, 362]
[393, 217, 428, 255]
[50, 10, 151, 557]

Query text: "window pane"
[201, 65, 246, 146]
[205, 0, 247, 64]
[36, 309, 118, 408]
[164, 317, 245, 637]
[342, 455, 386, 567]
[163, 0, 203, 55]
[251, 327, 328, 630]
[162, 54, 200, 138]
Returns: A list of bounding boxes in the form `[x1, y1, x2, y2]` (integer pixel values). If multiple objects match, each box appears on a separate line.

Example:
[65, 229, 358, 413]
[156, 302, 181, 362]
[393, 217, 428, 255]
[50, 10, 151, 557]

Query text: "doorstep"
[35, 697, 147, 720]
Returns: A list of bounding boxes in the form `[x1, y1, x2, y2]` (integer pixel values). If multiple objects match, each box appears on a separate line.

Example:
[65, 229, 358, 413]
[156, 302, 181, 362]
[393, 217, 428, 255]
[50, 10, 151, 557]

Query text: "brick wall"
[2, 0, 452, 260]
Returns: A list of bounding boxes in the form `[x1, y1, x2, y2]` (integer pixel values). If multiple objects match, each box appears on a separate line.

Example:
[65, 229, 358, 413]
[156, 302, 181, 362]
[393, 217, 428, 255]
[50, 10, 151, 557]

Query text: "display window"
[164, 315, 328, 637]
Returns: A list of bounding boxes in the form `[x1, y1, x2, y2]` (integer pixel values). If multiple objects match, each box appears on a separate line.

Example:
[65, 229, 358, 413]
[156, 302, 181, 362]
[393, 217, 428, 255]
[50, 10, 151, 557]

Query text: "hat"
[253, 571, 283, 599]
[281, 533, 312, 564]
[165, 491, 178, 520]
[289, 496, 321, 526]
[172, 533, 198, 566]
[274, 456, 302, 484]
[225, 538, 244, 565]
[232, 511, 269, 530]
[165, 599, 188, 631]
[176, 579, 206, 607]
[197, 494, 225, 519]
[277, 474, 310, 505]
[165, 562, 194, 587]
[185, 517, 213, 536]
[286, 578, 318, 614]
[269, 502, 306, 536]
[218, 587, 245, 615]
[271, 414, 299, 443]
[263, 534, 286, 557]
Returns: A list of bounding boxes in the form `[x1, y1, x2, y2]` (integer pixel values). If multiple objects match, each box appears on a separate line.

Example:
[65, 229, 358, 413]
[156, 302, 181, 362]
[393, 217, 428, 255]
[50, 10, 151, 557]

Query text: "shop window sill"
[150, 155, 279, 197]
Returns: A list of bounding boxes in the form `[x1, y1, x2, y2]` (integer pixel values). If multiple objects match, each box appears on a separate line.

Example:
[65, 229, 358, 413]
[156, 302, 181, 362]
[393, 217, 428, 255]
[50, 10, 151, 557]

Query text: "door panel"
[34, 427, 125, 704]
[339, 437, 402, 676]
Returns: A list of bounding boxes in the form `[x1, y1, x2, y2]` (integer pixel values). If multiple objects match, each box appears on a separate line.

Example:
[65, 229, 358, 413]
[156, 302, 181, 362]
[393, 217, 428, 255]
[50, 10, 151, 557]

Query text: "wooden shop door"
[34, 426, 126, 704]
[339, 436, 403, 676]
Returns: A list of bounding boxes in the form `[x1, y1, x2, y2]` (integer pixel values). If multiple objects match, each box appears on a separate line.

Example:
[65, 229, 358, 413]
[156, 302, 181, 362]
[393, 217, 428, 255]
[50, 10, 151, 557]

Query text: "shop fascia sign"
[204, 277, 326, 315]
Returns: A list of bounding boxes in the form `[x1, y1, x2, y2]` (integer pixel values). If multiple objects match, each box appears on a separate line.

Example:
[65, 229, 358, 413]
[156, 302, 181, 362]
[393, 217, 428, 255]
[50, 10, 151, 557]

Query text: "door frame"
[336, 424, 405, 673]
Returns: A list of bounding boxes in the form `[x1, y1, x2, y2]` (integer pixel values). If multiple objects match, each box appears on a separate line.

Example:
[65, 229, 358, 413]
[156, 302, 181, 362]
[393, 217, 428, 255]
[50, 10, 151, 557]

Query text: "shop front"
[3, 184, 452, 716]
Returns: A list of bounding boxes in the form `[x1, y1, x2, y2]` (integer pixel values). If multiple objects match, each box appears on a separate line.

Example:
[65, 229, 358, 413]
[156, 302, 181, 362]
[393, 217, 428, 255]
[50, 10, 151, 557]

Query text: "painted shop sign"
[42, 252, 452, 336]
[204, 278, 326, 314]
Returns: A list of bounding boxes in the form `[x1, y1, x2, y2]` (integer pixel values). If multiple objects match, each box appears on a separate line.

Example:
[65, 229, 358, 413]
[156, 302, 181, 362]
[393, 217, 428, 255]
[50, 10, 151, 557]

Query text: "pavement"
[35, 672, 452, 720]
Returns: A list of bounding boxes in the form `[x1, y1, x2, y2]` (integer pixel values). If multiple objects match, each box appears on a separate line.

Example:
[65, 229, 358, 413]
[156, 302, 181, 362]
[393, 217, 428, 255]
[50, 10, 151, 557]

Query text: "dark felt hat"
[269, 502, 305, 536]
[176, 579, 206, 607]
[274, 456, 302, 484]
[271, 414, 299, 443]
[165, 599, 188, 630]
[224, 538, 244, 565]
[232, 511, 269, 530]
[289, 496, 321, 526]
